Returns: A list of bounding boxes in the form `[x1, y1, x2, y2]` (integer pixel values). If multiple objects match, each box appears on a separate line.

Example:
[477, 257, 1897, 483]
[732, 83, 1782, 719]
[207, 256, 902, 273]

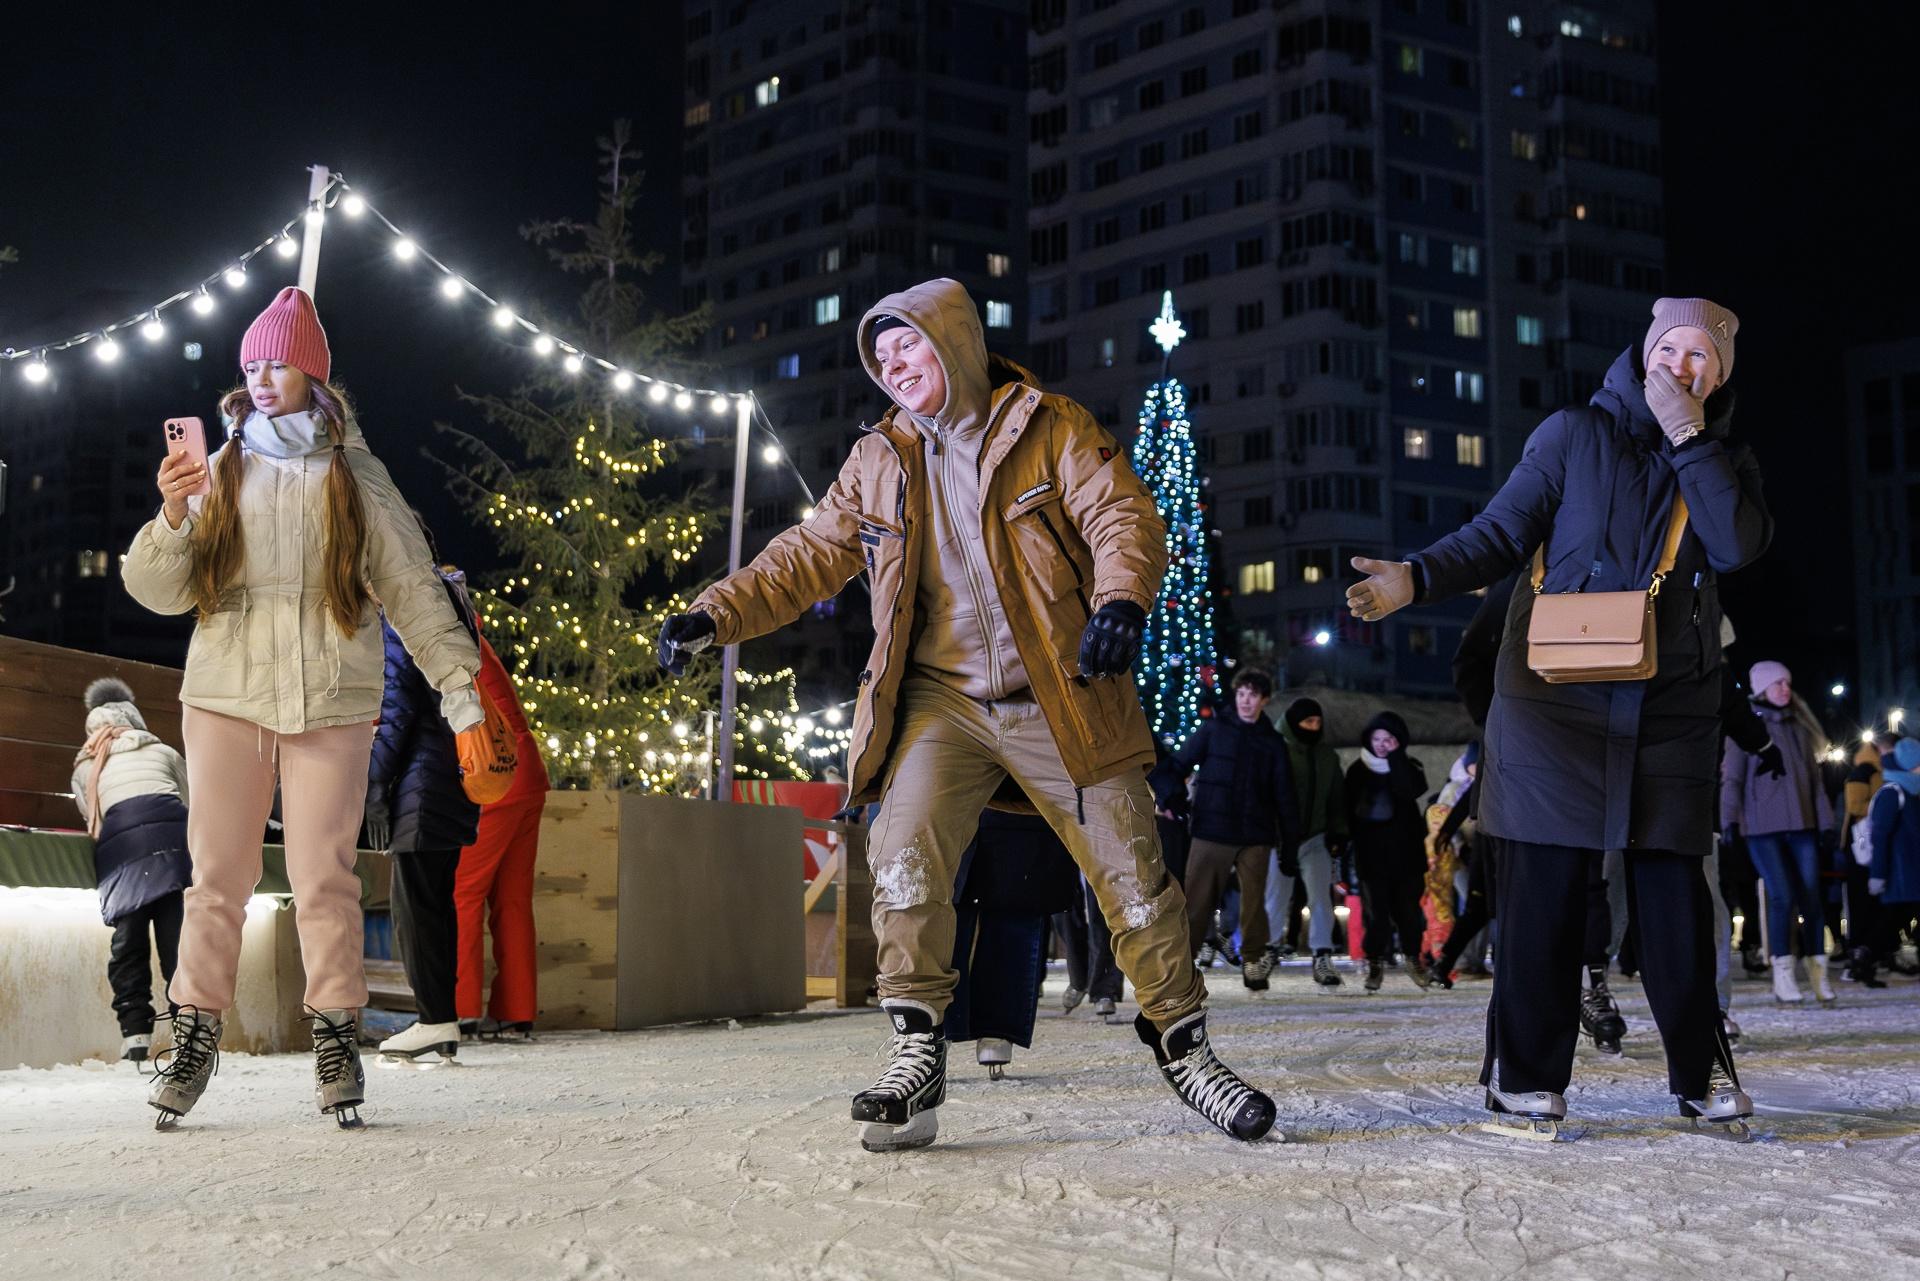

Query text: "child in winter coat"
[1344, 711, 1431, 992]
[1867, 738, 1920, 963]
[70, 677, 194, 1063]
[123, 287, 482, 1129]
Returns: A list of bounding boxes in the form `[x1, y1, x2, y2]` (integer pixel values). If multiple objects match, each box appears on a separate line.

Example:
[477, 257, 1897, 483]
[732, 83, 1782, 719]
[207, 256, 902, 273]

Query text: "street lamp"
[1831, 682, 1847, 698]
[1313, 630, 1332, 647]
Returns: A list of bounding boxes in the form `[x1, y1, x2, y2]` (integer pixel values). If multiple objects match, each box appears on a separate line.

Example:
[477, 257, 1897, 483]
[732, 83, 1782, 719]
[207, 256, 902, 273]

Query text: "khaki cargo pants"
[866, 675, 1207, 1030]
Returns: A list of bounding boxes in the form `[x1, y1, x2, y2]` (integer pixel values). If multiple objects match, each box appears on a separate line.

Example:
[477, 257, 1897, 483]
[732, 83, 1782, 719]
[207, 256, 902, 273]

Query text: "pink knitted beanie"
[239, 287, 331, 383]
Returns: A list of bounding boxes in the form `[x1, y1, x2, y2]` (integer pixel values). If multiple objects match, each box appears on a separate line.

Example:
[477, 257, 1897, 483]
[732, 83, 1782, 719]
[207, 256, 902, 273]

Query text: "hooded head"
[858, 279, 992, 434]
[1283, 697, 1324, 744]
[1894, 738, 1920, 774]
[1363, 710, 1411, 758]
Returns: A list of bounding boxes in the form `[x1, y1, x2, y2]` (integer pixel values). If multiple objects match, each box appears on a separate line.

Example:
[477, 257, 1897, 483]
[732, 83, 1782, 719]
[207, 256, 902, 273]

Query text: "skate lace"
[155, 1007, 219, 1084]
[1166, 1042, 1257, 1132]
[869, 1032, 940, 1098]
[302, 1008, 359, 1086]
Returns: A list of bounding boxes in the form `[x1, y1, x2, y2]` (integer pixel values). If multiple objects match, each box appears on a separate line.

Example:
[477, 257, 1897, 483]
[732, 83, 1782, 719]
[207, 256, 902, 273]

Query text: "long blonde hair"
[189, 381, 372, 638]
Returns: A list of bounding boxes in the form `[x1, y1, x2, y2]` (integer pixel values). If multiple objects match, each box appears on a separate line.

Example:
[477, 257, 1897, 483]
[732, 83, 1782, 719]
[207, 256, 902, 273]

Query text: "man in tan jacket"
[658, 279, 1275, 1150]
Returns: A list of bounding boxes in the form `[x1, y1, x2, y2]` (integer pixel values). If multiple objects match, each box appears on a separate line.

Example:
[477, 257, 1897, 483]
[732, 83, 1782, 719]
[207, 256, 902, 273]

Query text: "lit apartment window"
[1454, 370, 1485, 403]
[1453, 307, 1482, 338]
[1457, 433, 1486, 466]
[1399, 44, 1424, 75]
[1403, 428, 1431, 459]
[776, 353, 801, 379]
[987, 253, 1011, 278]
[1450, 244, 1481, 275]
[819, 246, 842, 272]
[754, 77, 781, 107]
[1516, 314, 1544, 346]
[813, 294, 840, 325]
[1100, 337, 1116, 367]
[1508, 14, 1524, 36]
[1510, 130, 1538, 160]
[986, 301, 1013, 329]
[1301, 564, 1324, 584]
[684, 102, 712, 127]
[1239, 561, 1277, 594]
[76, 550, 110, 578]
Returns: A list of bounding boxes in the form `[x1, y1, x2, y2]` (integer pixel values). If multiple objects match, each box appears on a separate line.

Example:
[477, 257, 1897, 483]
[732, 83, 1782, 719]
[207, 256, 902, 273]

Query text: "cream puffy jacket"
[69, 700, 189, 831]
[122, 410, 481, 735]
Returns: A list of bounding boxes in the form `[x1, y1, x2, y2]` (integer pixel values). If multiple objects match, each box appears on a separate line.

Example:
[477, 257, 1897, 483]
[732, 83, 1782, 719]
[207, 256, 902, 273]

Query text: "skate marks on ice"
[3, 981, 1920, 1279]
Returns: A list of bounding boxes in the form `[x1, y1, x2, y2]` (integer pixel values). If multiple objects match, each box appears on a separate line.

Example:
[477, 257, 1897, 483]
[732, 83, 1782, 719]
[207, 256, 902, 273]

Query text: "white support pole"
[297, 165, 330, 298]
[716, 395, 753, 802]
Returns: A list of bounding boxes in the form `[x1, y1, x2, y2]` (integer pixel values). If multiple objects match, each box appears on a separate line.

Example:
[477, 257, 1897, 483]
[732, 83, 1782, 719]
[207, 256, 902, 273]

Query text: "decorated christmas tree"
[434, 124, 806, 792]
[1129, 292, 1220, 746]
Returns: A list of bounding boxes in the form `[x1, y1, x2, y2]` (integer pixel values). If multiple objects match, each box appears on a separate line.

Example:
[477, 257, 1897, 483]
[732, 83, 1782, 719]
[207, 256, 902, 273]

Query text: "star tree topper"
[1149, 290, 1186, 355]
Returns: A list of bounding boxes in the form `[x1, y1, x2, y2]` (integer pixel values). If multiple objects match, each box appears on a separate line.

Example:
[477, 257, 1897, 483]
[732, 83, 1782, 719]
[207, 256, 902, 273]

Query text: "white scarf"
[1361, 751, 1391, 774]
[238, 409, 364, 459]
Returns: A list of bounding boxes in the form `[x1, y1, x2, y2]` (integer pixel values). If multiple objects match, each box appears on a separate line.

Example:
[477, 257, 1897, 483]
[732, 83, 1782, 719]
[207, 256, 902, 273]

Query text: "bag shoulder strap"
[1531, 494, 1691, 595]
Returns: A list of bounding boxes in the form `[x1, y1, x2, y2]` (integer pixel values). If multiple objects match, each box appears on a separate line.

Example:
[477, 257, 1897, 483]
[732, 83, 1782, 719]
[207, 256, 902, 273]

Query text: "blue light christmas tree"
[1130, 291, 1219, 746]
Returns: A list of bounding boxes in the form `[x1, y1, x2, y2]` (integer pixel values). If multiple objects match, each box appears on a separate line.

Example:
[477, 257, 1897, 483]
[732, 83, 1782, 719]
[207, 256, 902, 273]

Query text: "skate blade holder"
[376, 1049, 460, 1070]
[330, 1105, 367, 1130]
[152, 1107, 183, 1132]
[859, 1111, 938, 1153]
[1476, 1117, 1564, 1142]
[1688, 1116, 1754, 1142]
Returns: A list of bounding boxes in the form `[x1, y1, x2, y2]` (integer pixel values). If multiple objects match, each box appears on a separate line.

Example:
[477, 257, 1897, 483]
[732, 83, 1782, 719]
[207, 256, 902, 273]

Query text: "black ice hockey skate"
[1136, 1011, 1277, 1141]
[852, 1000, 947, 1152]
[1580, 972, 1627, 1054]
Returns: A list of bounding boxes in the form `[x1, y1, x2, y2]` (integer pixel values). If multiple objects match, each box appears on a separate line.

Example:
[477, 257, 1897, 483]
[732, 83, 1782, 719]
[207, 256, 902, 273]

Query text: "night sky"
[4, 6, 1917, 721]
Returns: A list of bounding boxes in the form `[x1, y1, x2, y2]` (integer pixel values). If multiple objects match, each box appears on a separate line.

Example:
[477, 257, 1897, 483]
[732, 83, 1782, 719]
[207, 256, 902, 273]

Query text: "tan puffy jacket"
[692, 349, 1167, 806]
[122, 414, 481, 736]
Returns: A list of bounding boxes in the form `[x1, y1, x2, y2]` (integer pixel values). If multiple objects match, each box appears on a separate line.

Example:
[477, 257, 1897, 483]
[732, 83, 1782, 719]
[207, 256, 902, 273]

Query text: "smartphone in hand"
[163, 417, 211, 498]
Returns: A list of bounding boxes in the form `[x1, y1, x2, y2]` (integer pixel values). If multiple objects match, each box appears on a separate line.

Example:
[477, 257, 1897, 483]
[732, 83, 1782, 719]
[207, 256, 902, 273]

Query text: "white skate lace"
[1166, 1043, 1256, 1132]
[868, 1032, 940, 1097]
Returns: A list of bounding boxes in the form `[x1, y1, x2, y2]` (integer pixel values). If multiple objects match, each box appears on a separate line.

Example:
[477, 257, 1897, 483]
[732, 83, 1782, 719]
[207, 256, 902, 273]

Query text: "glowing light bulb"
[440, 276, 464, 300]
[141, 314, 166, 342]
[797, 717, 815, 734]
[22, 358, 49, 384]
[304, 207, 324, 229]
[191, 291, 215, 315]
[564, 354, 584, 374]
[749, 718, 765, 733]
[709, 394, 729, 415]
[613, 371, 635, 392]
[673, 391, 693, 411]
[393, 238, 417, 261]
[760, 444, 781, 464]
[1313, 630, 1332, 647]
[801, 505, 815, 520]
[533, 335, 555, 356]
[275, 236, 299, 258]
[647, 383, 669, 404]
[95, 337, 121, 363]
[492, 306, 515, 329]
[342, 193, 366, 217]
[825, 708, 843, 725]
[223, 267, 246, 289]
[672, 722, 690, 740]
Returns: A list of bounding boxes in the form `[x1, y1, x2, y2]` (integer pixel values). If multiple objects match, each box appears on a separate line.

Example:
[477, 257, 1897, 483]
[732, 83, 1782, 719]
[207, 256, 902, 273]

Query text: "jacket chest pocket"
[858, 517, 907, 595]
[1002, 492, 1089, 611]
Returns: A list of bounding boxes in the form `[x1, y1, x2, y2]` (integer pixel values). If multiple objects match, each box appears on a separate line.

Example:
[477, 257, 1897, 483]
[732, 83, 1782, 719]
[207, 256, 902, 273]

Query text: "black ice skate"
[1241, 952, 1273, 992]
[1311, 950, 1343, 988]
[852, 1000, 947, 1152]
[1580, 970, 1627, 1054]
[1135, 1011, 1277, 1142]
[1479, 1083, 1568, 1142]
[306, 1007, 367, 1129]
[148, 1007, 221, 1130]
[1364, 958, 1385, 992]
[1678, 1041, 1754, 1141]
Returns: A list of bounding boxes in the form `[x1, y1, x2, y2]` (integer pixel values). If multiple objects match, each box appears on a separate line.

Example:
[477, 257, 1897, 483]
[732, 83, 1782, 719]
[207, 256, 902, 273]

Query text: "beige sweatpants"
[170, 705, 376, 1012]
[866, 676, 1206, 1029]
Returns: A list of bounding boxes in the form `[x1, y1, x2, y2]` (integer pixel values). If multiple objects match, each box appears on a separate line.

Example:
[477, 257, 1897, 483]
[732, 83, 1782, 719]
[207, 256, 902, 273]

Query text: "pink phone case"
[164, 417, 211, 498]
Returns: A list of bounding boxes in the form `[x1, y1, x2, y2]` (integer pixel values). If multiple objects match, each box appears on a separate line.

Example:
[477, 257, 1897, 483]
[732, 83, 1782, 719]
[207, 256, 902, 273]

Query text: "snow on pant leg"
[1604, 849, 1629, 959]
[107, 904, 159, 1036]
[171, 706, 279, 1012]
[1083, 879, 1124, 1001]
[1297, 835, 1335, 952]
[485, 794, 544, 1024]
[275, 719, 378, 1011]
[1582, 853, 1614, 970]
[1704, 846, 1732, 1010]
[1232, 845, 1271, 959]
[1746, 831, 1822, 959]
[863, 678, 1010, 1020]
[1263, 849, 1295, 953]
[453, 802, 513, 1022]
[997, 702, 1203, 1032]
[391, 850, 463, 1023]
[1182, 839, 1238, 957]
[1624, 851, 1721, 1098]
[1481, 842, 1588, 1094]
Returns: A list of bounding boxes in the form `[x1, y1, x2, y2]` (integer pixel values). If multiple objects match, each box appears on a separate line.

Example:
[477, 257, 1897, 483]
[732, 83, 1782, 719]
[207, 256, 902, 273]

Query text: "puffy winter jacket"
[121, 409, 481, 735]
[691, 279, 1167, 807]
[69, 699, 188, 830]
[1721, 701, 1834, 837]
[1281, 720, 1348, 845]
[368, 571, 481, 854]
[1868, 783, 1920, 904]
[1156, 713, 1302, 848]
[1345, 713, 1430, 869]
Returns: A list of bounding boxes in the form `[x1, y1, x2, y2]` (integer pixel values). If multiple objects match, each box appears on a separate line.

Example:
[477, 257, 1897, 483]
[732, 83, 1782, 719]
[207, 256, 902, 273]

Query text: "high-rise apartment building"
[1026, 0, 1663, 696]
[1847, 337, 1920, 725]
[679, 0, 1028, 702]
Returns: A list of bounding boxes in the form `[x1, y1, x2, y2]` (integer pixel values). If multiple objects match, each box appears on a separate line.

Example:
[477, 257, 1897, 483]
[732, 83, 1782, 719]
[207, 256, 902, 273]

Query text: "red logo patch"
[1098, 447, 1114, 462]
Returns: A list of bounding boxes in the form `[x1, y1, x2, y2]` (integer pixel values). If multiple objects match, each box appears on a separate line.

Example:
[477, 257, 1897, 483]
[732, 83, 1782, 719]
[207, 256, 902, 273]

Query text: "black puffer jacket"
[367, 572, 480, 854]
[1408, 345, 1771, 855]
[1154, 712, 1302, 848]
[1344, 712, 1429, 873]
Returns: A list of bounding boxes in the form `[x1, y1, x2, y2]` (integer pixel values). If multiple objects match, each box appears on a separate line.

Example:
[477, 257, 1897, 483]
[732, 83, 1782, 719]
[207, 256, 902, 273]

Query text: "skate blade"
[330, 1106, 367, 1130]
[986, 1064, 1006, 1081]
[152, 1107, 183, 1131]
[376, 1051, 458, 1071]
[1476, 1118, 1562, 1142]
[1688, 1116, 1753, 1142]
[860, 1110, 938, 1153]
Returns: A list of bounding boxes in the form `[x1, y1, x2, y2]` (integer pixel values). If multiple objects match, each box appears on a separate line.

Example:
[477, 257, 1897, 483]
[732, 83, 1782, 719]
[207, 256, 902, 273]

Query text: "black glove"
[1278, 844, 1301, 879]
[363, 794, 391, 852]
[656, 611, 716, 675]
[1078, 600, 1147, 678]
[1754, 741, 1786, 779]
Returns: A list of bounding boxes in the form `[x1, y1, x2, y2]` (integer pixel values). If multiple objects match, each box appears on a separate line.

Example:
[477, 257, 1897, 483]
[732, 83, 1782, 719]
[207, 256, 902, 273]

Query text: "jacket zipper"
[937, 424, 1005, 697]
[1034, 508, 1092, 619]
[853, 435, 915, 790]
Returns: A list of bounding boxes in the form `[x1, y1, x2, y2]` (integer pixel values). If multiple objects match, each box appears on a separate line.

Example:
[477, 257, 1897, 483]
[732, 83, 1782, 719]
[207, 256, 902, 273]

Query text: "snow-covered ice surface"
[5, 964, 1919, 1280]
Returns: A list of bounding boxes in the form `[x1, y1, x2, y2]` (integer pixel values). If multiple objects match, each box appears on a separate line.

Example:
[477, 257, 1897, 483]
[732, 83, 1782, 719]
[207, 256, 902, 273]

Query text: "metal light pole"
[715, 394, 753, 801]
[297, 165, 331, 298]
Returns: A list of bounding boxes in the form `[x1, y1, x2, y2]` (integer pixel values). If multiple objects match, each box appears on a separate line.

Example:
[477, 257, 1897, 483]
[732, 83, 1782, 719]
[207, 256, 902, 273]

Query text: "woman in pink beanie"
[123, 286, 484, 1130]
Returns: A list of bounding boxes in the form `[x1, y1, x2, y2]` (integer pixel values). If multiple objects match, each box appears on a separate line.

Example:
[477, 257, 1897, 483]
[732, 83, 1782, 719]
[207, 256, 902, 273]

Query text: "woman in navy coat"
[1347, 298, 1771, 1135]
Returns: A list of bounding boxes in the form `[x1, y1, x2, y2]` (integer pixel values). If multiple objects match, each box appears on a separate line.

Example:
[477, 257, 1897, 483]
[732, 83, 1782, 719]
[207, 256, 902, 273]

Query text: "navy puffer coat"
[1409, 346, 1772, 855]
[367, 572, 481, 854]
[1154, 712, 1302, 849]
